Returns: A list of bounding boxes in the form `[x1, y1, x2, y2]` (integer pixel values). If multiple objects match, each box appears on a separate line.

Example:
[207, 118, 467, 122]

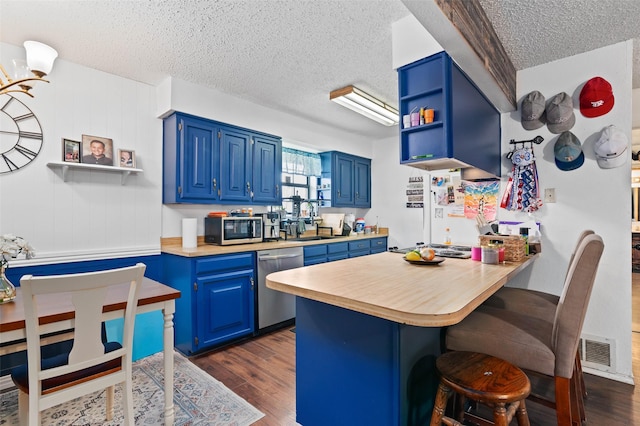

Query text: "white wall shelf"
[47, 161, 143, 185]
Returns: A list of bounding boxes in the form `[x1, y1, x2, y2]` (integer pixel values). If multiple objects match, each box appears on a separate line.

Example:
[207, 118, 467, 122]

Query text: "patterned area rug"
[0, 351, 264, 425]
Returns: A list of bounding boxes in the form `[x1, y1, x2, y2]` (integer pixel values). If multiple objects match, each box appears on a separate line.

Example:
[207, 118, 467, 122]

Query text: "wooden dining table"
[0, 277, 181, 425]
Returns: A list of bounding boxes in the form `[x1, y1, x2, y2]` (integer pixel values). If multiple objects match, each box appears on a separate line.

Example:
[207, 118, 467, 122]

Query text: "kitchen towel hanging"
[501, 140, 543, 213]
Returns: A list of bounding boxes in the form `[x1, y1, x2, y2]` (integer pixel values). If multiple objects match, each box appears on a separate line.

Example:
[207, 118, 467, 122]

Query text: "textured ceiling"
[478, 0, 640, 88]
[1, 0, 639, 139]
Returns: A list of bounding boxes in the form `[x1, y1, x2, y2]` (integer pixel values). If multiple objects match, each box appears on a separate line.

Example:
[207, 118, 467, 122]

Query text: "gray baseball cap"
[546, 92, 575, 134]
[554, 131, 584, 171]
[521, 91, 546, 130]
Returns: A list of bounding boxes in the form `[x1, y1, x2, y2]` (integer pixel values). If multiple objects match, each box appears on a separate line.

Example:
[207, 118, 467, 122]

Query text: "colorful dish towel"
[501, 147, 543, 212]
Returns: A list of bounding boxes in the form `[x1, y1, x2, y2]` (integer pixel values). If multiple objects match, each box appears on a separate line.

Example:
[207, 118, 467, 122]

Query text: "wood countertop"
[161, 229, 389, 257]
[0, 278, 180, 334]
[266, 251, 537, 327]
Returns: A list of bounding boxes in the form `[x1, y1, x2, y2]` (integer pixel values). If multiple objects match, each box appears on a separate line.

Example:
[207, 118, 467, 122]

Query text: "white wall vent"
[579, 334, 616, 373]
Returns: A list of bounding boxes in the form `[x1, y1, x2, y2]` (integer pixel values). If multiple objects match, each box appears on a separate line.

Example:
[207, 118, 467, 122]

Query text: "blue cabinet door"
[348, 240, 371, 258]
[320, 151, 371, 208]
[304, 244, 327, 266]
[163, 113, 219, 203]
[252, 135, 282, 204]
[181, 117, 219, 202]
[196, 269, 255, 349]
[335, 154, 354, 206]
[370, 237, 388, 254]
[219, 126, 252, 202]
[354, 157, 371, 208]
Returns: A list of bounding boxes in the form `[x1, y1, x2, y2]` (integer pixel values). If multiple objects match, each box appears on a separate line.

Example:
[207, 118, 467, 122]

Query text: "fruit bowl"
[403, 257, 445, 265]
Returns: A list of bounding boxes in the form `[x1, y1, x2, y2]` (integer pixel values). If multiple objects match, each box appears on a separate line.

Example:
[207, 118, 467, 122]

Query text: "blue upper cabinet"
[320, 151, 371, 208]
[252, 134, 282, 204]
[353, 157, 371, 207]
[163, 113, 219, 204]
[163, 112, 282, 205]
[398, 52, 501, 179]
[219, 126, 252, 203]
[335, 154, 354, 205]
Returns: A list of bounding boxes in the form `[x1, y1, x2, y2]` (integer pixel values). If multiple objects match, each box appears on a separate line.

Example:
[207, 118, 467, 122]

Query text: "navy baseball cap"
[554, 131, 584, 171]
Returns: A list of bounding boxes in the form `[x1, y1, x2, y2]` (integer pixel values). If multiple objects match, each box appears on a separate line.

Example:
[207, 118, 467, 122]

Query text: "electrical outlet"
[544, 188, 556, 203]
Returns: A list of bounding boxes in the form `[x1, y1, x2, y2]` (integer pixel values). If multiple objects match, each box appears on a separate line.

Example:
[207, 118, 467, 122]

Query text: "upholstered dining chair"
[445, 234, 604, 426]
[481, 229, 595, 410]
[482, 229, 594, 317]
[11, 263, 146, 426]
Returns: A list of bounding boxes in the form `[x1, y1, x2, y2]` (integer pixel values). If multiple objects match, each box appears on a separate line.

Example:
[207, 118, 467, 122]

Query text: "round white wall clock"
[0, 94, 43, 174]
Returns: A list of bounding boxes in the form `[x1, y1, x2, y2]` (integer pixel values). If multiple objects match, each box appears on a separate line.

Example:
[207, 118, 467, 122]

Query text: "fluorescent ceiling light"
[330, 85, 399, 126]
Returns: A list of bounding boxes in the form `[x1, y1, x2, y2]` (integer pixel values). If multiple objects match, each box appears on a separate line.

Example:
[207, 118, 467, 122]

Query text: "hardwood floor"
[191, 329, 299, 426]
[192, 280, 640, 425]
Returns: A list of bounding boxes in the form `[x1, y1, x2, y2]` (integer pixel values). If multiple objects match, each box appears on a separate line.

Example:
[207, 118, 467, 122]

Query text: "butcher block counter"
[160, 228, 388, 257]
[267, 251, 537, 327]
[266, 252, 538, 426]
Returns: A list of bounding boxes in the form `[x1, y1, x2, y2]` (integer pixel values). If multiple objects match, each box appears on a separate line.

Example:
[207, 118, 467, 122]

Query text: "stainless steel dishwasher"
[257, 247, 303, 332]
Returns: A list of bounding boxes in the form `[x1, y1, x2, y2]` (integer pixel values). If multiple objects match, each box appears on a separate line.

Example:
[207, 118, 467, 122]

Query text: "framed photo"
[81, 134, 113, 166]
[118, 149, 136, 168]
[62, 138, 81, 163]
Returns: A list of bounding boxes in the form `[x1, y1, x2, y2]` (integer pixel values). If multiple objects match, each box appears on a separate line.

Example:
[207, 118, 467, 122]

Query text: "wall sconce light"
[330, 85, 399, 126]
[0, 41, 58, 98]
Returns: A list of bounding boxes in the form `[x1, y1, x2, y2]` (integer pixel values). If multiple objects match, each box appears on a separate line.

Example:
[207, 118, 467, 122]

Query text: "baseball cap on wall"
[554, 131, 584, 171]
[579, 77, 614, 118]
[520, 91, 546, 130]
[594, 125, 628, 169]
[546, 92, 575, 134]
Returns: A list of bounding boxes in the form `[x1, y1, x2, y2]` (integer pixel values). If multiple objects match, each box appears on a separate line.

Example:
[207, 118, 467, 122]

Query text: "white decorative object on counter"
[182, 218, 198, 249]
[0, 234, 36, 303]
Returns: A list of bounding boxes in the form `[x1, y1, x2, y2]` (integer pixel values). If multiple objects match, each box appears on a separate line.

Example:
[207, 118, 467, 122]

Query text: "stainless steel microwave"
[204, 216, 263, 245]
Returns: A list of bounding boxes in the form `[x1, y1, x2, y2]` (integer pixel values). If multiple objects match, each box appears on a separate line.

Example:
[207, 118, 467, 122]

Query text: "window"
[281, 148, 321, 217]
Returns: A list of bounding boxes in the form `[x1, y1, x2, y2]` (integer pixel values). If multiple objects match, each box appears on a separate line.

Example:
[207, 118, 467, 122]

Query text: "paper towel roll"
[182, 218, 197, 249]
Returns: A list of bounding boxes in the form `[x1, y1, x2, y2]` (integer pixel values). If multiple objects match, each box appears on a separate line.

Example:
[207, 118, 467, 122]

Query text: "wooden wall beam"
[435, 0, 516, 107]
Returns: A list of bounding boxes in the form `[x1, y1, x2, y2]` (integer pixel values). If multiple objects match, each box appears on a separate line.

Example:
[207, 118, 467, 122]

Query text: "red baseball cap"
[579, 76, 614, 118]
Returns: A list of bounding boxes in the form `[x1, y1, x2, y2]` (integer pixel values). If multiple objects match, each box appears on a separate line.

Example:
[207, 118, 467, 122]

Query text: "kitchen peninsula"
[267, 251, 537, 425]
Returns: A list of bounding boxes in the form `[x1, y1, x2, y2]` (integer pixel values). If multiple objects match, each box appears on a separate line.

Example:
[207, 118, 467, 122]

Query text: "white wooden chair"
[11, 263, 146, 426]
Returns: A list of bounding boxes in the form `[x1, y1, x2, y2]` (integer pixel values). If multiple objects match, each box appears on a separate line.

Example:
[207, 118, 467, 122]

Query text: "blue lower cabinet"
[370, 237, 388, 254]
[163, 252, 255, 355]
[348, 240, 371, 257]
[327, 242, 349, 261]
[196, 269, 254, 348]
[304, 238, 387, 264]
[303, 244, 328, 265]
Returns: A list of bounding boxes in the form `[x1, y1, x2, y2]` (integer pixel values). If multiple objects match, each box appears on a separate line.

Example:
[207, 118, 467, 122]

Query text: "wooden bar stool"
[430, 351, 531, 426]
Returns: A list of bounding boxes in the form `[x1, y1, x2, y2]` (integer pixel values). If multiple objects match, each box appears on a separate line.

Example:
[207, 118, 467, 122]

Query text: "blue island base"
[296, 297, 441, 426]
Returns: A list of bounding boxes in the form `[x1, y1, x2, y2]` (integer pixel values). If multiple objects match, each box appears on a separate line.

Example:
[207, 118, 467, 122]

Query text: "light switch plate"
[544, 188, 556, 203]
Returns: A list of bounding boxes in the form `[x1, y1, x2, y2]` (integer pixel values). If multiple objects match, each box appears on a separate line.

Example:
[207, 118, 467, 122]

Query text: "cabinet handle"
[355, 192, 359, 199]
[212, 178, 217, 189]
[246, 181, 251, 193]
[337, 190, 340, 197]
[276, 184, 279, 195]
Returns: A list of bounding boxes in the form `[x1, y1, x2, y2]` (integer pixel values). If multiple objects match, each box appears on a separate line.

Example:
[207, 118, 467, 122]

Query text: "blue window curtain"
[282, 147, 321, 177]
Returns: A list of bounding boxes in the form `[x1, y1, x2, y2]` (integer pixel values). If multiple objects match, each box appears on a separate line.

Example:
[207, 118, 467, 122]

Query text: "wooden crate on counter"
[479, 235, 526, 262]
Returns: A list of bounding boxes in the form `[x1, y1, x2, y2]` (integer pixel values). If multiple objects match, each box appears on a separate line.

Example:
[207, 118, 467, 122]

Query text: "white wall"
[501, 41, 633, 382]
[382, 37, 633, 382]
[1, 43, 161, 264]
